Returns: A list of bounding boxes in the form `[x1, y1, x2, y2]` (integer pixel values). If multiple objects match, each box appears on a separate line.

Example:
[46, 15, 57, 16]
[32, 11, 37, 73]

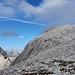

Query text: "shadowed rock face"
[1, 25, 75, 75]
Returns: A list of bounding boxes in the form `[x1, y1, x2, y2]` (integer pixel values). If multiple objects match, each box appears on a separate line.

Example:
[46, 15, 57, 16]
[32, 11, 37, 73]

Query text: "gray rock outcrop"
[1, 25, 75, 75]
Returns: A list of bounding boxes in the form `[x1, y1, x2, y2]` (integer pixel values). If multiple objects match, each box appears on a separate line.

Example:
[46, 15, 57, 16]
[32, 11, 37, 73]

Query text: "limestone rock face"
[0, 53, 4, 60]
[1, 25, 75, 75]
[0, 47, 10, 70]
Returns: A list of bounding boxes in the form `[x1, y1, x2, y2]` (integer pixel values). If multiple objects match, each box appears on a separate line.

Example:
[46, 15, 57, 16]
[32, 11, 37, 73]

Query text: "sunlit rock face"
[0, 53, 4, 60]
[1, 25, 75, 75]
[0, 47, 10, 70]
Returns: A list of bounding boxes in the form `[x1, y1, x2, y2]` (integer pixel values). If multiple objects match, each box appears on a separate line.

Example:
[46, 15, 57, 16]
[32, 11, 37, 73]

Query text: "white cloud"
[4, 0, 20, 8]
[0, 0, 75, 25]
[0, 3, 15, 16]
[20, 36, 24, 38]
[19, 0, 75, 25]
[0, 2, 15, 17]
[19, 0, 68, 16]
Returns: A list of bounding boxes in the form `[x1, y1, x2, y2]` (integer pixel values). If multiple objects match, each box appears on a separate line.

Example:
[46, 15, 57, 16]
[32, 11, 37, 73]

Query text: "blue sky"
[0, 0, 75, 50]
[0, 20, 43, 50]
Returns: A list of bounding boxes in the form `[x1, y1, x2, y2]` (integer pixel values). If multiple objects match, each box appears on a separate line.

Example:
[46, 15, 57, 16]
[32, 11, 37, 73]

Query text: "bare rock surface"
[1, 25, 75, 75]
[0, 47, 11, 70]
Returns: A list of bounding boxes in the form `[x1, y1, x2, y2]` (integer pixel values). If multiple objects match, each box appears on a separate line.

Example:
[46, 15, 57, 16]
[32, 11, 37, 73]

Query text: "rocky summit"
[1, 25, 75, 75]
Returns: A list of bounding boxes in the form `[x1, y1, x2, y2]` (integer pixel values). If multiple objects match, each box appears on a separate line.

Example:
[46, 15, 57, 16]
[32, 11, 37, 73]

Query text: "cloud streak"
[1, 31, 18, 37]
[0, 16, 45, 26]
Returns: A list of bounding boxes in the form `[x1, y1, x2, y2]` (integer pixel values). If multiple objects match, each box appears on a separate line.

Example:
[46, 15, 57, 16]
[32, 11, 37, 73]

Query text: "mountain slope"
[1, 25, 75, 75]
[11, 24, 75, 66]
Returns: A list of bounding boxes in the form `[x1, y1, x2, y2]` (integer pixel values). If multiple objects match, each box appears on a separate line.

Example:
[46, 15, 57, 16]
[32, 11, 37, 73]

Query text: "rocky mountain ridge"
[1, 25, 75, 75]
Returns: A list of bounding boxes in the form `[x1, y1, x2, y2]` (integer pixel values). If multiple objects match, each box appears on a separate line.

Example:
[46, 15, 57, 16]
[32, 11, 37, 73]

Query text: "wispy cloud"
[19, 0, 75, 25]
[0, 0, 75, 25]
[1, 31, 18, 37]
[0, 2, 15, 17]
[0, 16, 45, 26]
[20, 36, 24, 38]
